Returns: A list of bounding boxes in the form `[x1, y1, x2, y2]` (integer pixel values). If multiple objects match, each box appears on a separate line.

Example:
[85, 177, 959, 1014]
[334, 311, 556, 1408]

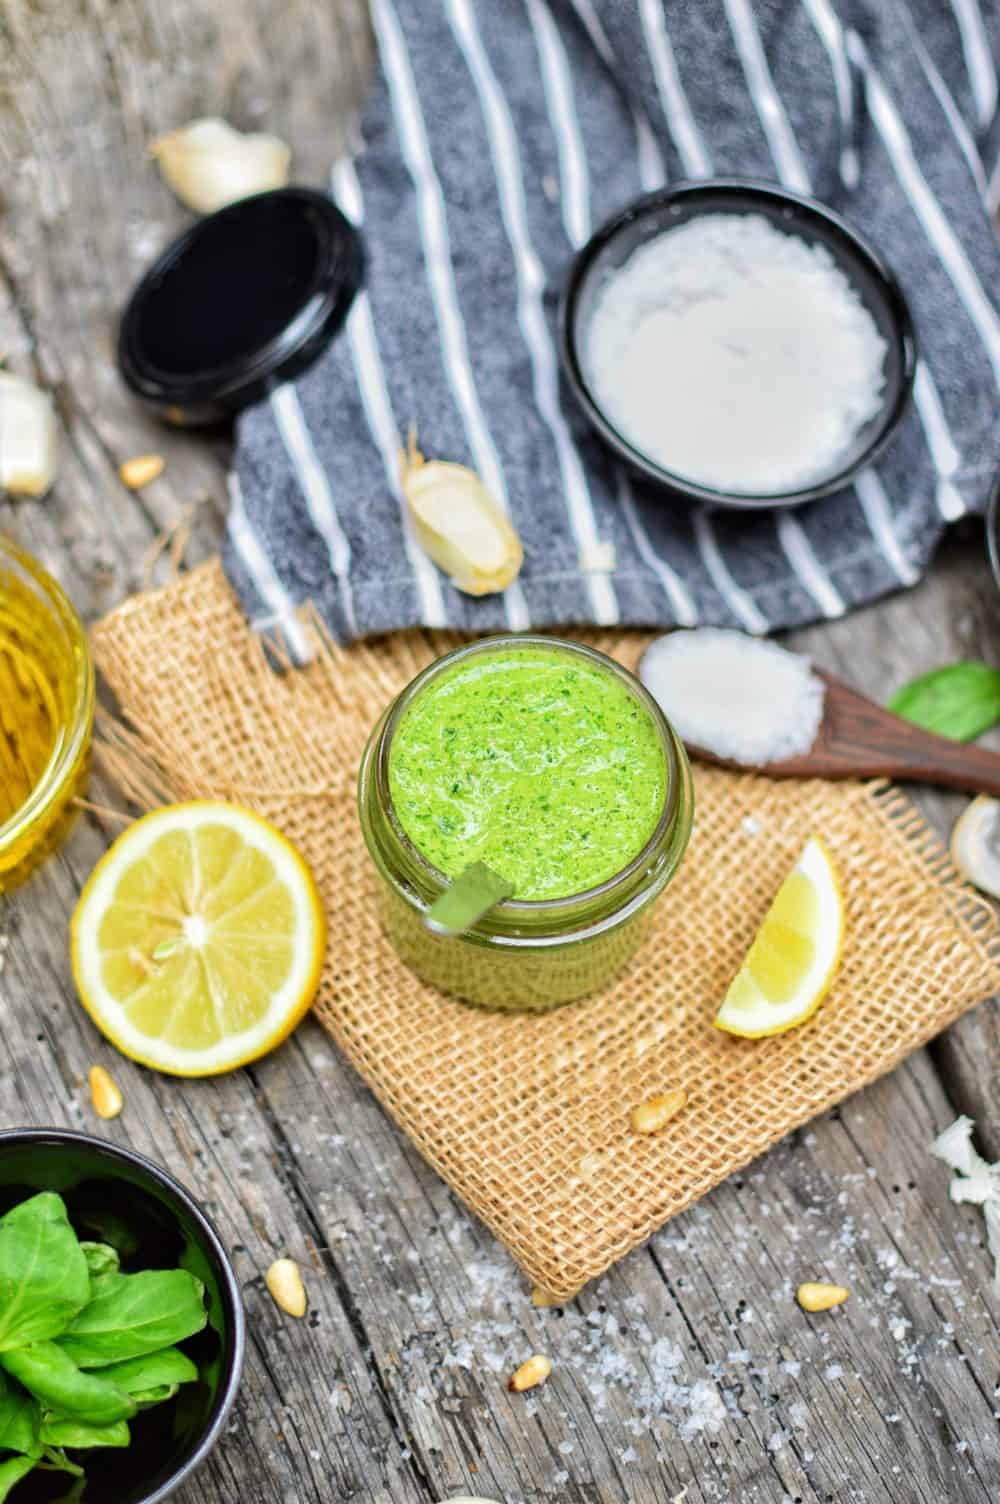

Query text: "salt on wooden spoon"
[640, 629, 1000, 796]
[639, 629, 824, 765]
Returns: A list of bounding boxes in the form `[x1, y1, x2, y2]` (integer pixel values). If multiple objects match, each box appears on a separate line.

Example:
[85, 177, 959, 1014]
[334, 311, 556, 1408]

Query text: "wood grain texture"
[0, 2, 998, 1501]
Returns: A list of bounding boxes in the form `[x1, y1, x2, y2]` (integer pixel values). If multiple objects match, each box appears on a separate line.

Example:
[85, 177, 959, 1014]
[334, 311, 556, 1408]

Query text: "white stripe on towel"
[903, 10, 989, 197]
[270, 384, 358, 637]
[801, 0, 858, 188]
[721, 0, 811, 192]
[227, 471, 312, 662]
[949, 0, 998, 132]
[637, 0, 713, 178]
[831, 17, 1000, 383]
[527, 0, 590, 247]
[566, 0, 666, 189]
[330, 156, 447, 628]
[619, 476, 698, 626]
[776, 513, 845, 617]
[853, 469, 919, 585]
[694, 510, 769, 634]
[912, 363, 966, 521]
[445, 0, 619, 625]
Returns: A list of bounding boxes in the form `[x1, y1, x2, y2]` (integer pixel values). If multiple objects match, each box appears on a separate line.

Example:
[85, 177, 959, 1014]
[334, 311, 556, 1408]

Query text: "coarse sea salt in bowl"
[559, 180, 916, 511]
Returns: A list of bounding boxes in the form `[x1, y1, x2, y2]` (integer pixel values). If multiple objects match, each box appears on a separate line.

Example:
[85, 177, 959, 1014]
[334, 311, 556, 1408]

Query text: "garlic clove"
[149, 118, 291, 215]
[950, 795, 1000, 899]
[0, 372, 59, 499]
[399, 431, 523, 597]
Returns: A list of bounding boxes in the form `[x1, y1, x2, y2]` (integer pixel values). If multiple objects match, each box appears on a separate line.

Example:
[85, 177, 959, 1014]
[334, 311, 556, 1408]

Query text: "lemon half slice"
[714, 836, 844, 1039]
[71, 802, 326, 1077]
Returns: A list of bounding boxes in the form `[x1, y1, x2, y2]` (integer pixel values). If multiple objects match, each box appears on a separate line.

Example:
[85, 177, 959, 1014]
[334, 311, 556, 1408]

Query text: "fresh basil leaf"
[99, 1346, 198, 1401]
[0, 1370, 39, 1455]
[0, 1194, 90, 1351]
[0, 1344, 136, 1425]
[0, 1454, 37, 1501]
[80, 1243, 120, 1282]
[40, 1416, 130, 1450]
[57, 1271, 206, 1370]
[137, 1382, 181, 1408]
[888, 662, 1000, 742]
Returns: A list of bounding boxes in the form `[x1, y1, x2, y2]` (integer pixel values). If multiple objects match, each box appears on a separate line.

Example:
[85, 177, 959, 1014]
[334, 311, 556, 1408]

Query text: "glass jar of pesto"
[358, 636, 693, 1011]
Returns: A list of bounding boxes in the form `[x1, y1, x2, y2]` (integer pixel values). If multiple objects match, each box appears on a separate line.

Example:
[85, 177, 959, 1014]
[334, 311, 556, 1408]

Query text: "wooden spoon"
[684, 669, 1000, 795]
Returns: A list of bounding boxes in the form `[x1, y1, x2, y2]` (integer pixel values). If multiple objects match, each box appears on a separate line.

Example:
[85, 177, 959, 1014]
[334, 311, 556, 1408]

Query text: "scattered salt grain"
[788, 1400, 809, 1431]
[585, 213, 887, 495]
[680, 1379, 727, 1438]
[639, 629, 825, 766]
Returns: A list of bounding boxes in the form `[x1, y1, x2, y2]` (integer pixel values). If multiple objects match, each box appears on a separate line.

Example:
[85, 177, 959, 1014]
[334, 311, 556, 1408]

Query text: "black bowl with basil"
[0, 1128, 244, 1504]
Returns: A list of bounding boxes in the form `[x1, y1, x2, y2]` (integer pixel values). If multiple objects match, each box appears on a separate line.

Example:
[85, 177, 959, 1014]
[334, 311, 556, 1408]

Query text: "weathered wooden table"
[1, 3, 999, 1501]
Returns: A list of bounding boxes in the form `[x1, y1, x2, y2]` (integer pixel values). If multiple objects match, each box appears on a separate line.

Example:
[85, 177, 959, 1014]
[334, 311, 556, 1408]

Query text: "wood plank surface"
[0, 3, 998, 1502]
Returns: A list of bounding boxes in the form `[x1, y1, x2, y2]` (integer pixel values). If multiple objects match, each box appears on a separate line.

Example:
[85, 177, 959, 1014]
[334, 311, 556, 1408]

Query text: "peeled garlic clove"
[399, 432, 523, 597]
[0, 372, 59, 499]
[149, 118, 291, 214]
[950, 796, 1000, 899]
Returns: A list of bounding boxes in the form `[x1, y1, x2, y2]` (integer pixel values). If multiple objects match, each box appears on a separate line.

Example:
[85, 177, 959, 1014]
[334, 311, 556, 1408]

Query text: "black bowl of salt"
[560, 179, 917, 511]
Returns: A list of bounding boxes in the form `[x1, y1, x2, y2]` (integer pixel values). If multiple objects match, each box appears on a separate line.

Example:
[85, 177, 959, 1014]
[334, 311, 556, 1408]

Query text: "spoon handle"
[424, 860, 514, 937]
[814, 675, 1000, 795]
[875, 734, 1000, 797]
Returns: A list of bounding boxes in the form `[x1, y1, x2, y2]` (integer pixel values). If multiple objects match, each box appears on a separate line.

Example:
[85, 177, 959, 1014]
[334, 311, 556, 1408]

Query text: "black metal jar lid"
[118, 187, 363, 426]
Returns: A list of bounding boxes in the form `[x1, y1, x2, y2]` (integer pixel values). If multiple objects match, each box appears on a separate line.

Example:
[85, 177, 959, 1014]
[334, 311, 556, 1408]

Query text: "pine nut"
[119, 453, 165, 489]
[797, 1281, 849, 1312]
[88, 1065, 123, 1120]
[530, 1286, 563, 1308]
[266, 1257, 308, 1317]
[630, 1087, 687, 1135]
[508, 1354, 552, 1392]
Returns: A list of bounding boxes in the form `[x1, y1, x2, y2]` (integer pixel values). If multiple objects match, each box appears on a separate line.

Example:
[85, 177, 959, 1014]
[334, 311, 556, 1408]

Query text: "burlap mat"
[91, 559, 1000, 1299]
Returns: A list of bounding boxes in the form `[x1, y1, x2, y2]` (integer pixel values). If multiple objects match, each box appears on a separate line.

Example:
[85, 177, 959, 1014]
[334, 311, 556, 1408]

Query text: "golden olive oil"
[0, 581, 63, 822]
[0, 551, 93, 889]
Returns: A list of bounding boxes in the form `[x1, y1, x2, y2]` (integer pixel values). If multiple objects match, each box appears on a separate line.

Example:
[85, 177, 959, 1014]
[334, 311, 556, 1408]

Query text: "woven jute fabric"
[91, 559, 1000, 1299]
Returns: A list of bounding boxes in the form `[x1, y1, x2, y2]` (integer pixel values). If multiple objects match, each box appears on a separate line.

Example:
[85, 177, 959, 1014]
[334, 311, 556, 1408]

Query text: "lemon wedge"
[714, 836, 844, 1039]
[71, 802, 326, 1077]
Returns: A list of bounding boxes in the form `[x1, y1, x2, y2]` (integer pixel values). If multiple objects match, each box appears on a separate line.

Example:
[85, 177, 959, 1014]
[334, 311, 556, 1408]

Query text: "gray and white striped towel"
[225, 0, 1000, 656]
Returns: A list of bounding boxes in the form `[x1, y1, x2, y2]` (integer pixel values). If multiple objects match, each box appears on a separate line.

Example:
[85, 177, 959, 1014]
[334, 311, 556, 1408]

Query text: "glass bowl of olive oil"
[0, 537, 94, 891]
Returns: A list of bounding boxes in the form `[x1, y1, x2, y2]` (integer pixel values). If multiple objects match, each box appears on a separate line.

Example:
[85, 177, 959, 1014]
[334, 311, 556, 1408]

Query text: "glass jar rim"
[0, 537, 95, 850]
[374, 633, 683, 918]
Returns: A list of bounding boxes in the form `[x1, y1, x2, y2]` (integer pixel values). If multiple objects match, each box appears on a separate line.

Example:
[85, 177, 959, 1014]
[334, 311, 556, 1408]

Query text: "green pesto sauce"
[388, 647, 667, 901]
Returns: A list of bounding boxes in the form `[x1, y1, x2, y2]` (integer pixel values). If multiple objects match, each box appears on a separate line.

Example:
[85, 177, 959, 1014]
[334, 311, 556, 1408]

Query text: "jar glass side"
[357, 636, 694, 1010]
